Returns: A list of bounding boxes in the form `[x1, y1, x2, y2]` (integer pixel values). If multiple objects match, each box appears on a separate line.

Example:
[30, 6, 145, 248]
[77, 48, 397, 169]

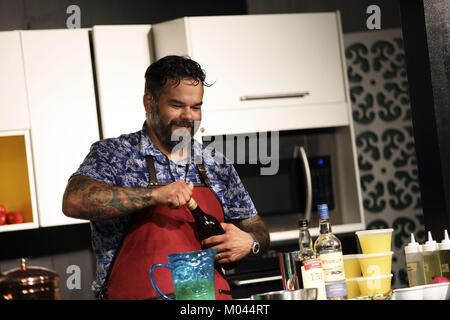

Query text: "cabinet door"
[187, 13, 346, 111]
[21, 29, 99, 227]
[153, 13, 349, 134]
[92, 25, 152, 139]
[0, 31, 30, 131]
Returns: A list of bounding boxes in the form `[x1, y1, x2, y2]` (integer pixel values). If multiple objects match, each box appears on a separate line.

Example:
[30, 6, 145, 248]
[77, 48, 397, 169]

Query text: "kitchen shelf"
[0, 130, 39, 232]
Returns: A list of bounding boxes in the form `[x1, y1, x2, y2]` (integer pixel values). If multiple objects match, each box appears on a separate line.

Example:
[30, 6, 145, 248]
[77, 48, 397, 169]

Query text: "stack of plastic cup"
[343, 254, 362, 299]
[354, 228, 394, 297]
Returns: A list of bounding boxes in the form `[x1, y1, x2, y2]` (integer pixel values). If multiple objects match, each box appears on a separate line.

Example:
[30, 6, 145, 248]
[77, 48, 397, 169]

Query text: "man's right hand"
[152, 180, 194, 209]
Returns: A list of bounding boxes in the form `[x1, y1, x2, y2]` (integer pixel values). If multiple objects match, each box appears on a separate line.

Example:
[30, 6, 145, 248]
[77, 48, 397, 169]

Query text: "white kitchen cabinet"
[0, 130, 39, 232]
[92, 25, 152, 139]
[0, 31, 30, 131]
[21, 29, 99, 227]
[152, 12, 350, 136]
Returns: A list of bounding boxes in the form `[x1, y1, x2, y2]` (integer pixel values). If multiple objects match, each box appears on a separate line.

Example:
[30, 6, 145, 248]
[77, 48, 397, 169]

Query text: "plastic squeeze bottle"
[404, 233, 425, 287]
[422, 231, 442, 284]
[439, 230, 450, 279]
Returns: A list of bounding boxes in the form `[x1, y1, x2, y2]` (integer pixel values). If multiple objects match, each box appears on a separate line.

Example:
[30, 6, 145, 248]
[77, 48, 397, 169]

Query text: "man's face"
[145, 78, 203, 150]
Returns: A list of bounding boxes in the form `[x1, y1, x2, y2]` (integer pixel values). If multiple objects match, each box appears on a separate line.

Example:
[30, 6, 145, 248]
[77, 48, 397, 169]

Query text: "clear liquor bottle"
[313, 204, 348, 300]
[294, 219, 327, 300]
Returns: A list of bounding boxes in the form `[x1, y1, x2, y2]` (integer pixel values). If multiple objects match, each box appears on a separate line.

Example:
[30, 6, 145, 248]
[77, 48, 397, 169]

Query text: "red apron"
[106, 157, 232, 300]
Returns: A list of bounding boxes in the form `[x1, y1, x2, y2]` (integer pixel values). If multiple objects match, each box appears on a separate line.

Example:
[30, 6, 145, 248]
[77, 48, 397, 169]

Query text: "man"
[62, 55, 270, 300]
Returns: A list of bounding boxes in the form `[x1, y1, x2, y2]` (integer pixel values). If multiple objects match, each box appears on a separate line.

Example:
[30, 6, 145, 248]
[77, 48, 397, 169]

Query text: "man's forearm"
[62, 175, 155, 221]
[233, 215, 270, 256]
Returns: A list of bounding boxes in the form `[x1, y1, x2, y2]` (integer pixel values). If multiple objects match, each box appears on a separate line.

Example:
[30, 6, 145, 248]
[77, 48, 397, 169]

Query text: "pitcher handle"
[149, 263, 172, 300]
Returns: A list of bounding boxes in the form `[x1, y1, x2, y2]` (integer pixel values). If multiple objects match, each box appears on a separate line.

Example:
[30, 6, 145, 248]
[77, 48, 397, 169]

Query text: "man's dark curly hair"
[144, 55, 212, 102]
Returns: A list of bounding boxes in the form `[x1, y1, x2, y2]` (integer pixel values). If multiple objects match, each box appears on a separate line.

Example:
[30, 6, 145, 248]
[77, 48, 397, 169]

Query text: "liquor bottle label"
[441, 263, 449, 273]
[325, 282, 347, 299]
[301, 259, 327, 300]
[319, 251, 346, 282]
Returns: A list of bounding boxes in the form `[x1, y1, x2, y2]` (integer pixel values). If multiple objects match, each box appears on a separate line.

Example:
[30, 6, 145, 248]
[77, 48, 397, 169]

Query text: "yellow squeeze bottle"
[422, 231, 442, 284]
[439, 230, 450, 279]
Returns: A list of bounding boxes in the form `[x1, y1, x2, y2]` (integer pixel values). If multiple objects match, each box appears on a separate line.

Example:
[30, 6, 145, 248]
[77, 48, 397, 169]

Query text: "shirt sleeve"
[221, 163, 258, 221]
[71, 140, 117, 185]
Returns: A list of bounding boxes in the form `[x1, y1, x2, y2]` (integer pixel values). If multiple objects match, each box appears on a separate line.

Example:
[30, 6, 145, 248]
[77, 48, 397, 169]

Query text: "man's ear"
[143, 92, 153, 113]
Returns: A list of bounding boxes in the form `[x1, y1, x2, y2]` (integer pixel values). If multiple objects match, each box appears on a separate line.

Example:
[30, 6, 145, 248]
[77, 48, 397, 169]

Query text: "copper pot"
[0, 258, 61, 300]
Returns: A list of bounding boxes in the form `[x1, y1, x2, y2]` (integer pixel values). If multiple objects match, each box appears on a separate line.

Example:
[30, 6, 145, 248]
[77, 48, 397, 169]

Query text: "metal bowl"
[251, 288, 318, 300]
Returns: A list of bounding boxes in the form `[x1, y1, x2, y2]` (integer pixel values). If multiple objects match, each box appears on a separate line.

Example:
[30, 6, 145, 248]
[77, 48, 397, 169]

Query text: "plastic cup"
[357, 251, 393, 277]
[355, 228, 393, 254]
[356, 274, 393, 297]
[345, 277, 361, 299]
[343, 254, 362, 278]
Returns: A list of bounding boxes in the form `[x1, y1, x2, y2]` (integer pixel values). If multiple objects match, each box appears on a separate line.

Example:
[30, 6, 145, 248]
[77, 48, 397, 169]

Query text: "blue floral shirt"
[71, 122, 257, 297]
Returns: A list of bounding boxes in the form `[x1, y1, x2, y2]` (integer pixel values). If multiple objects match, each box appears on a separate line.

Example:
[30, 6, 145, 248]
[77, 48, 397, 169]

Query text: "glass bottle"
[186, 197, 237, 270]
[313, 204, 348, 300]
[294, 219, 327, 300]
[404, 233, 426, 287]
[422, 231, 442, 284]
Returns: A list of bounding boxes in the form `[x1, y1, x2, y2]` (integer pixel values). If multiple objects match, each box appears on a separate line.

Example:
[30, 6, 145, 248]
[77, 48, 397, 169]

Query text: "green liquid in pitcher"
[174, 278, 215, 300]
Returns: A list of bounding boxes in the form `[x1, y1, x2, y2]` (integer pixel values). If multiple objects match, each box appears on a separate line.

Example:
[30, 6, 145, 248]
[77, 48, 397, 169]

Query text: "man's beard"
[147, 105, 198, 151]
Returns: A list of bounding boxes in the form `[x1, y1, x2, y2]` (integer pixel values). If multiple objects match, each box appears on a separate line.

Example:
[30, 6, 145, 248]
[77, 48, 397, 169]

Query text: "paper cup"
[357, 274, 393, 297]
[343, 254, 362, 278]
[356, 228, 393, 254]
[357, 251, 393, 277]
[345, 277, 361, 299]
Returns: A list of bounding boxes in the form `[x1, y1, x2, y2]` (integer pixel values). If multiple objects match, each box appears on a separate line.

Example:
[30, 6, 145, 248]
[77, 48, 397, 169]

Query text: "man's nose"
[180, 107, 194, 120]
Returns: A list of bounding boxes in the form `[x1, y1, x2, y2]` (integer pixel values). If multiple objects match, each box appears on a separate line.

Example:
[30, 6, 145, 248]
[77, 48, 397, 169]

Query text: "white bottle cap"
[439, 230, 450, 250]
[405, 233, 422, 254]
[422, 231, 439, 252]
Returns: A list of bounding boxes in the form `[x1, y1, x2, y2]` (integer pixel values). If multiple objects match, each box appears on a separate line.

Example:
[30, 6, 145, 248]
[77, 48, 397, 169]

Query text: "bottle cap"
[298, 219, 308, 228]
[404, 233, 422, 254]
[317, 204, 329, 220]
[422, 231, 439, 252]
[439, 230, 450, 250]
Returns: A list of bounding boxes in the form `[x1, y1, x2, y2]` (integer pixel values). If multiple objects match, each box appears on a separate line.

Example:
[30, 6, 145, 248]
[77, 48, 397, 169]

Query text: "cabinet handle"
[294, 146, 312, 222]
[240, 92, 310, 101]
[232, 275, 282, 286]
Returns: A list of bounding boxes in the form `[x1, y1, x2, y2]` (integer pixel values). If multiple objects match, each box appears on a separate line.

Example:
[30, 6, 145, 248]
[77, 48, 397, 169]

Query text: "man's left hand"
[201, 223, 253, 264]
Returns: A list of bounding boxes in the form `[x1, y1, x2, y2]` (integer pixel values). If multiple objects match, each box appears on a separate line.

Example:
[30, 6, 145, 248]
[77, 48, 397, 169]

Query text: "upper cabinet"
[152, 13, 350, 136]
[20, 29, 99, 227]
[91, 25, 152, 138]
[0, 31, 30, 131]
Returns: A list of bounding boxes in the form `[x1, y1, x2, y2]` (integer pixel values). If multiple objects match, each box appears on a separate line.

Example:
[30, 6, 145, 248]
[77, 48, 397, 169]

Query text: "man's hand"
[152, 180, 194, 209]
[201, 223, 253, 264]
[200, 214, 270, 263]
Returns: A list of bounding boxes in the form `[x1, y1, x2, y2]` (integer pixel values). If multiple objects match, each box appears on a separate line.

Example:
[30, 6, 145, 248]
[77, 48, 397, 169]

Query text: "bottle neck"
[299, 228, 313, 250]
[319, 219, 332, 234]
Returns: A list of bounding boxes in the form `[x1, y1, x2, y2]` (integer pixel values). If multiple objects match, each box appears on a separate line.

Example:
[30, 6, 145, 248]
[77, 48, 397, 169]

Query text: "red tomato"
[0, 211, 6, 225]
[0, 204, 6, 215]
[7, 212, 23, 224]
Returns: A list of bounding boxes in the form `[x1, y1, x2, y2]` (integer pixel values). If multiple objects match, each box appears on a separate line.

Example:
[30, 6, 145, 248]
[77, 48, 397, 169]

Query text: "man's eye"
[192, 106, 201, 110]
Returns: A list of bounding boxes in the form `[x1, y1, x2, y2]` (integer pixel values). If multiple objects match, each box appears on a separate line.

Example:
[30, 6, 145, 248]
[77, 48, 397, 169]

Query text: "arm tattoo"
[232, 215, 271, 255]
[63, 175, 154, 221]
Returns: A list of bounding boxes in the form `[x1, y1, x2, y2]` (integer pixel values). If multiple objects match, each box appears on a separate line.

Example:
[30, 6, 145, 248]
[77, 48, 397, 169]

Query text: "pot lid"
[0, 258, 59, 289]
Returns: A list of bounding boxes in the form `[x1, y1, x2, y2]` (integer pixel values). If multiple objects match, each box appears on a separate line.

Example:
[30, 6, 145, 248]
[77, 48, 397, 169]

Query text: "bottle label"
[407, 262, 417, 272]
[442, 264, 449, 273]
[319, 251, 346, 282]
[325, 282, 347, 299]
[301, 259, 327, 300]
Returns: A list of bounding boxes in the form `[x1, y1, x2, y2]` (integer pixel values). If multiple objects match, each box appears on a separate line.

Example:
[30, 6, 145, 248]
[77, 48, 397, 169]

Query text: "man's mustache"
[170, 120, 194, 128]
